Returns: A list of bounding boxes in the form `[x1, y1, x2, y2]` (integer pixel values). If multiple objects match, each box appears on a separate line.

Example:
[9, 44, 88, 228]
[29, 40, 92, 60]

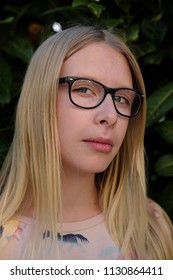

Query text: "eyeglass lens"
[70, 79, 141, 117]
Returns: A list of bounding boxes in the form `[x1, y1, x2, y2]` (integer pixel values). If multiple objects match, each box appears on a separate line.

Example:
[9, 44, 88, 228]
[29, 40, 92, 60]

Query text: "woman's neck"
[61, 169, 101, 222]
[21, 170, 101, 222]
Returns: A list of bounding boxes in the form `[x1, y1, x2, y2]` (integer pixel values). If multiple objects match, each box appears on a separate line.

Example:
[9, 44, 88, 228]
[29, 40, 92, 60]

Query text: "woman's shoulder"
[0, 216, 32, 259]
[147, 199, 163, 218]
[147, 198, 173, 234]
[147, 199, 169, 218]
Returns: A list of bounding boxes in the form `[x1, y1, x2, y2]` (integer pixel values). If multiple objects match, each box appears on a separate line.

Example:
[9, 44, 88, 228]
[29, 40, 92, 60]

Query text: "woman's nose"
[94, 94, 118, 127]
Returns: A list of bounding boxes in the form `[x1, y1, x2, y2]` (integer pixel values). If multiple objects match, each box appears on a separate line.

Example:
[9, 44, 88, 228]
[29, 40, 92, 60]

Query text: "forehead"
[60, 42, 132, 88]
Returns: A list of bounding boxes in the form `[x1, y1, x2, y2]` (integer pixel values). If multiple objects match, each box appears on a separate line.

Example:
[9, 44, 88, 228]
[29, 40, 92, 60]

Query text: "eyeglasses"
[58, 76, 144, 117]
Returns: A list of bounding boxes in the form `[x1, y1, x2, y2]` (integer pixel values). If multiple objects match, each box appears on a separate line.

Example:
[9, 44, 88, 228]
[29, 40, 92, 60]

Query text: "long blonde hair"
[0, 25, 172, 259]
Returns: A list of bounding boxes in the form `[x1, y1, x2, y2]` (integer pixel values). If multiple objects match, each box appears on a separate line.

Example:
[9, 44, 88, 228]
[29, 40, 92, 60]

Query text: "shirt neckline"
[16, 213, 105, 232]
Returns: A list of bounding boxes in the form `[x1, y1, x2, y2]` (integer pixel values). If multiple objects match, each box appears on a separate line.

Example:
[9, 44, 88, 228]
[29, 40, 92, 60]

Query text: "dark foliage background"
[0, 0, 173, 220]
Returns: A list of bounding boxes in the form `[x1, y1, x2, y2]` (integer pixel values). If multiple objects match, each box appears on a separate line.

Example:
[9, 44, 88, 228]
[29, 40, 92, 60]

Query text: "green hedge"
[0, 0, 173, 220]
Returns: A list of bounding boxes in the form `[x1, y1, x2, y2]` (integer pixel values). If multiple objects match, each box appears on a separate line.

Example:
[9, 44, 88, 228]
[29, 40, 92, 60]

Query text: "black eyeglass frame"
[58, 76, 144, 117]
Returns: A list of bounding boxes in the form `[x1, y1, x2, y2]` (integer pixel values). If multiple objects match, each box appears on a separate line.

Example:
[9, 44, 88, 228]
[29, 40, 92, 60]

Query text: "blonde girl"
[0, 25, 172, 259]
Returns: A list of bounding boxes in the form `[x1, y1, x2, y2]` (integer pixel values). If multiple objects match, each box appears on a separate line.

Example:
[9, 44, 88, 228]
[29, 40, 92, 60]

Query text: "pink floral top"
[0, 213, 124, 260]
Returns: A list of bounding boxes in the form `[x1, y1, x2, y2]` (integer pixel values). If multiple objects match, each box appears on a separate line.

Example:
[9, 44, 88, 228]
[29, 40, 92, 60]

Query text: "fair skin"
[57, 42, 132, 222]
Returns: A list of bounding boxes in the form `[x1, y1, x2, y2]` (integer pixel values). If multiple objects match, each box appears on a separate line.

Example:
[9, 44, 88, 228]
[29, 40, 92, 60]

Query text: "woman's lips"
[83, 138, 113, 153]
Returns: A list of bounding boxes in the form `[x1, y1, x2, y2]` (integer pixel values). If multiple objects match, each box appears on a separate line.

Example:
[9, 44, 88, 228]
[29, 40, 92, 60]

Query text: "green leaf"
[141, 19, 167, 43]
[115, 0, 131, 13]
[105, 18, 124, 29]
[155, 154, 173, 177]
[146, 83, 173, 127]
[127, 23, 139, 42]
[144, 50, 167, 65]
[155, 120, 173, 145]
[0, 16, 14, 24]
[6, 37, 34, 64]
[87, 3, 105, 17]
[0, 57, 12, 104]
[152, 12, 163, 22]
[72, 0, 89, 8]
[72, 0, 106, 17]
[134, 42, 156, 59]
[41, 6, 72, 15]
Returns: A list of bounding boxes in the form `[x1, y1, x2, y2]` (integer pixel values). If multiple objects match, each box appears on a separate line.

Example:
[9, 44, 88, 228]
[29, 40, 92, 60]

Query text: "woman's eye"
[76, 87, 89, 93]
[73, 87, 95, 95]
[114, 96, 129, 104]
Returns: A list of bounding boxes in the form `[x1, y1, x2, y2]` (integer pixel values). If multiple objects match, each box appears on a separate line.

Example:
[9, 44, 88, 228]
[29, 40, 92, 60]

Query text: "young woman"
[0, 25, 172, 259]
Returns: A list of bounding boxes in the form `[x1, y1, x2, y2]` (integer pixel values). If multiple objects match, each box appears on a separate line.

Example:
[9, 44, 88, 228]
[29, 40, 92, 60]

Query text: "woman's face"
[57, 42, 132, 175]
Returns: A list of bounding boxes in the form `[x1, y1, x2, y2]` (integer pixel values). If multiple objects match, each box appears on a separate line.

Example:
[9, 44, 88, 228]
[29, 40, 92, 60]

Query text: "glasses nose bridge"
[104, 85, 117, 100]
[101, 85, 118, 112]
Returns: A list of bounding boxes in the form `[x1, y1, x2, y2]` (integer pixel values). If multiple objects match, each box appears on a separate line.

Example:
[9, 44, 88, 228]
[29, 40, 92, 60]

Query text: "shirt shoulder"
[0, 216, 31, 259]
